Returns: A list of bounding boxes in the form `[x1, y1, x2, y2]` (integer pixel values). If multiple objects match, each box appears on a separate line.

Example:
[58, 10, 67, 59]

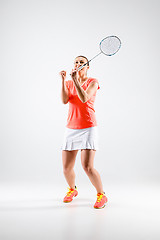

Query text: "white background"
[0, 0, 160, 239]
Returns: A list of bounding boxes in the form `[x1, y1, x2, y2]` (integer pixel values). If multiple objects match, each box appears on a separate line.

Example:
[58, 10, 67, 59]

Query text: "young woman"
[59, 56, 107, 209]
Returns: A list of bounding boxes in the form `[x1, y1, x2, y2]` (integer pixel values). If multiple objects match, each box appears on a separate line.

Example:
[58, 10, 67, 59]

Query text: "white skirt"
[61, 126, 99, 151]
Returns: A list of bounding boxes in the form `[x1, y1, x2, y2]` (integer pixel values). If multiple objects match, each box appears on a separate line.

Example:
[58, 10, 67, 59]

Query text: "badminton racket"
[72, 35, 121, 72]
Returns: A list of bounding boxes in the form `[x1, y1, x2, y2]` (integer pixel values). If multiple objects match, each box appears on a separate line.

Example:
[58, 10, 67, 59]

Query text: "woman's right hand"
[59, 70, 66, 81]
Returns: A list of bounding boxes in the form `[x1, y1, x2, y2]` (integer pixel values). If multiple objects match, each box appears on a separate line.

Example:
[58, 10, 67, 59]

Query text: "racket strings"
[100, 36, 121, 56]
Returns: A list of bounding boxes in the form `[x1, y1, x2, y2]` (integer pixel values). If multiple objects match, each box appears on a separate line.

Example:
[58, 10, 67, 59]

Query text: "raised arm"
[59, 71, 69, 104]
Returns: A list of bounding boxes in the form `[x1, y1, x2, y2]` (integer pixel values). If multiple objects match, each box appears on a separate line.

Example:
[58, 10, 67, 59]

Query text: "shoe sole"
[63, 193, 78, 203]
[94, 200, 108, 209]
[94, 203, 106, 209]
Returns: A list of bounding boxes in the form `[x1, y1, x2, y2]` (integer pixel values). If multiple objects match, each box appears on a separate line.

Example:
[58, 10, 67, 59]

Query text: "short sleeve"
[87, 78, 100, 90]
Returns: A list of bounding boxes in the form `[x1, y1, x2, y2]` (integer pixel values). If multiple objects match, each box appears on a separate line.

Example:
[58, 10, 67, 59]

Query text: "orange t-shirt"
[65, 78, 100, 129]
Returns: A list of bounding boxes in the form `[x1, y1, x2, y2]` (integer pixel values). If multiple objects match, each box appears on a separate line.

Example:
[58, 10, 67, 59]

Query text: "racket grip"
[69, 63, 87, 75]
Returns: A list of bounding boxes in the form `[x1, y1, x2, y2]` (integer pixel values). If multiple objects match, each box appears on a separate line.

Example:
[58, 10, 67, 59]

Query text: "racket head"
[99, 36, 121, 56]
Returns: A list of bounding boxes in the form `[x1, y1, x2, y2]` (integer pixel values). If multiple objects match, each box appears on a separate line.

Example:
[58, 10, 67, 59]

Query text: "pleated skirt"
[61, 126, 99, 151]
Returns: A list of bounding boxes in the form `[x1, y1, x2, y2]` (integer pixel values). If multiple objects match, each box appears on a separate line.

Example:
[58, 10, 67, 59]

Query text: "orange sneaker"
[94, 192, 108, 209]
[63, 186, 78, 203]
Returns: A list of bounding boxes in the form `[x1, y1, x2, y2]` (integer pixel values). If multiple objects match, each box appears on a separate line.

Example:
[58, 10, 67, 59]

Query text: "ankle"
[97, 191, 105, 194]
[70, 185, 76, 190]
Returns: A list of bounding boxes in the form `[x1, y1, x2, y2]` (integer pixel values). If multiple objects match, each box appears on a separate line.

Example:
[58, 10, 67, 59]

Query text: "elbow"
[82, 95, 89, 103]
[61, 95, 69, 104]
[62, 100, 68, 104]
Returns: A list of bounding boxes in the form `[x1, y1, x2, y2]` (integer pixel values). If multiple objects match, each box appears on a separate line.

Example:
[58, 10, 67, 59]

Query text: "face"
[74, 57, 89, 75]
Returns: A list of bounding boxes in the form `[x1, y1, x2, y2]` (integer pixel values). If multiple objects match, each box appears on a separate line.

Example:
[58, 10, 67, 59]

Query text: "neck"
[78, 74, 88, 82]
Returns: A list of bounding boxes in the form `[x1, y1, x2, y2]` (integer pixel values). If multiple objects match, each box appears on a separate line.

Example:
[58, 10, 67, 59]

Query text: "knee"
[63, 166, 72, 175]
[82, 164, 93, 174]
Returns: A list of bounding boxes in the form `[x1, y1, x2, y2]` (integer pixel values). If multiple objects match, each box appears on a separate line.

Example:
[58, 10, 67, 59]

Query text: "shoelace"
[66, 187, 75, 197]
[96, 193, 104, 203]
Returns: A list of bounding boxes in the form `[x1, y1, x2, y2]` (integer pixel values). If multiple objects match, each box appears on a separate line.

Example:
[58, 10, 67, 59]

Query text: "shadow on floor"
[0, 197, 96, 211]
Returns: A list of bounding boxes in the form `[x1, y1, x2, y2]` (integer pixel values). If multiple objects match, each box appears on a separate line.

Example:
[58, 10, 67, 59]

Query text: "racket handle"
[70, 63, 88, 76]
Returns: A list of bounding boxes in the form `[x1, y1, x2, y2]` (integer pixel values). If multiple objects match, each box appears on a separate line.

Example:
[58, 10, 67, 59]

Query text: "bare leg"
[81, 149, 104, 193]
[85, 168, 104, 193]
[63, 169, 76, 189]
[62, 150, 78, 189]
